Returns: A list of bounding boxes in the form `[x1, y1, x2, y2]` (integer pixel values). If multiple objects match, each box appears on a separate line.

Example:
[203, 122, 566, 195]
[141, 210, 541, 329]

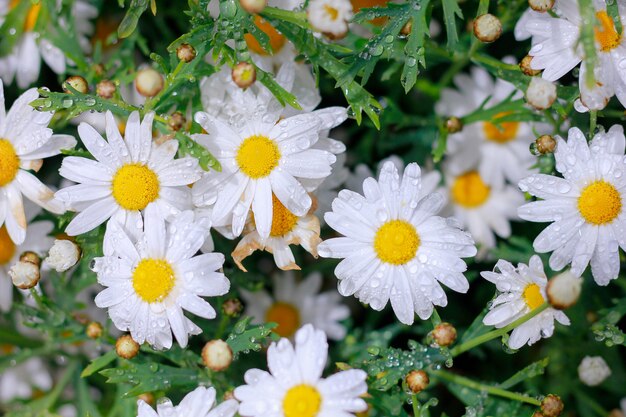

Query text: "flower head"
[137, 386, 238, 417]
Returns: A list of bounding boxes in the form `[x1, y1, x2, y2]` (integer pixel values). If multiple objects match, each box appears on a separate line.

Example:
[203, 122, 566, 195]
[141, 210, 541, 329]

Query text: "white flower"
[56, 111, 202, 239]
[442, 168, 524, 251]
[578, 356, 612, 386]
[313, 153, 349, 226]
[0, 357, 52, 402]
[481, 255, 570, 350]
[234, 324, 367, 417]
[93, 207, 230, 349]
[525, 77, 557, 110]
[137, 386, 238, 417]
[436, 65, 547, 187]
[516, 0, 626, 110]
[307, 0, 353, 37]
[239, 271, 349, 340]
[518, 125, 626, 285]
[0, 0, 97, 88]
[44, 239, 81, 272]
[0, 81, 74, 244]
[318, 161, 476, 324]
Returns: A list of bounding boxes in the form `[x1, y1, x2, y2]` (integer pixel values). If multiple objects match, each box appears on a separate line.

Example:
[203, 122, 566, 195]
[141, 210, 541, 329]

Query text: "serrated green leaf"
[81, 350, 117, 378]
[498, 358, 549, 389]
[100, 363, 201, 398]
[118, 0, 151, 38]
[226, 316, 278, 356]
[442, 0, 463, 51]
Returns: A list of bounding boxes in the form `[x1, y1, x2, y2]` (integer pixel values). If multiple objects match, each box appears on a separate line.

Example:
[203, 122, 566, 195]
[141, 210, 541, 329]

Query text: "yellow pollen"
[0, 226, 16, 265]
[522, 283, 544, 310]
[132, 259, 176, 303]
[578, 180, 622, 225]
[236, 135, 281, 179]
[595, 11, 622, 52]
[374, 220, 420, 265]
[270, 194, 298, 237]
[111, 164, 160, 211]
[324, 5, 339, 20]
[451, 171, 490, 208]
[483, 112, 520, 143]
[0, 139, 20, 187]
[244, 16, 286, 56]
[117, 121, 126, 136]
[265, 301, 301, 337]
[283, 384, 322, 417]
[10, 0, 41, 32]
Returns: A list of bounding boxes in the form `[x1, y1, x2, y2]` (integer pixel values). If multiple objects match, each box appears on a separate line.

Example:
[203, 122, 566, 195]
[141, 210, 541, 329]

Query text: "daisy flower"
[307, 0, 354, 37]
[436, 65, 547, 187]
[0, 357, 52, 402]
[137, 386, 238, 417]
[518, 125, 626, 285]
[0, 81, 74, 244]
[0, 0, 97, 88]
[442, 168, 524, 251]
[481, 255, 570, 350]
[234, 324, 368, 417]
[239, 271, 349, 340]
[93, 207, 230, 349]
[56, 111, 202, 238]
[516, 0, 626, 110]
[318, 161, 476, 324]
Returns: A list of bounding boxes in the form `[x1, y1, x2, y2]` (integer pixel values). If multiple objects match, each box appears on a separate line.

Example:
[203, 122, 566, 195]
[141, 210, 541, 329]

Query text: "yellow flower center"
[270, 194, 298, 237]
[111, 164, 160, 211]
[595, 11, 622, 52]
[482, 112, 520, 143]
[283, 384, 322, 417]
[374, 220, 420, 265]
[451, 171, 490, 208]
[265, 301, 301, 337]
[522, 283, 544, 310]
[324, 5, 339, 20]
[0, 139, 20, 187]
[578, 180, 622, 225]
[132, 259, 176, 303]
[244, 16, 286, 56]
[0, 226, 16, 265]
[236, 135, 281, 179]
[10, 0, 41, 32]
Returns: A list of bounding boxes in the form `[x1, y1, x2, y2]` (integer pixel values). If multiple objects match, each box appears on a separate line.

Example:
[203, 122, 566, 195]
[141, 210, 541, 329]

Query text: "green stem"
[412, 394, 421, 417]
[431, 369, 541, 406]
[451, 303, 550, 357]
[215, 314, 230, 339]
[262, 7, 309, 27]
[589, 110, 597, 136]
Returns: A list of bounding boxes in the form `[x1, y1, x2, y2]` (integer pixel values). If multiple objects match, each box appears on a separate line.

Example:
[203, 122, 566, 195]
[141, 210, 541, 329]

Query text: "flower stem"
[589, 110, 597, 137]
[451, 303, 549, 357]
[431, 369, 541, 406]
[411, 394, 421, 417]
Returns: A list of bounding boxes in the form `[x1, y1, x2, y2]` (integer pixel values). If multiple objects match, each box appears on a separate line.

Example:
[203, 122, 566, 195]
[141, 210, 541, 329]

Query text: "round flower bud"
[9, 261, 40, 289]
[406, 370, 429, 393]
[222, 298, 243, 317]
[541, 394, 564, 417]
[578, 356, 611, 386]
[176, 43, 197, 63]
[532, 412, 544, 417]
[445, 116, 463, 133]
[45, 239, 81, 272]
[116, 334, 140, 359]
[137, 392, 155, 405]
[529, 0, 554, 12]
[63, 75, 89, 94]
[135, 68, 164, 98]
[547, 270, 581, 310]
[168, 111, 186, 131]
[534, 134, 556, 155]
[231, 62, 256, 89]
[520, 55, 541, 76]
[202, 340, 233, 371]
[473, 14, 502, 43]
[20, 251, 41, 267]
[240, 0, 267, 14]
[608, 410, 625, 417]
[86, 321, 103, 339]
[92, 64, 105, 77]
[526, 77, 557, 110]
[401, 20, 413, 36]
[96, 80, 116, 99]
[432, 322, 457, 347]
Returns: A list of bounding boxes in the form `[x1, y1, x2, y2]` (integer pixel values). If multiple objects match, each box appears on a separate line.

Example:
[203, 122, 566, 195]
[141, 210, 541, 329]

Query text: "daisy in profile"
[234, 324, 368, 417]
[481, 255, 570, 349]
[319, 161, 476, 324]
[516, 0, 626, 110]
[137, 386, 238, 417]
[0, 81, 74, 244]
[56, 111, 201, 238]
[518, 125, 626, 285]
[93, 207, 229, 349]
[239, 271, 349, 340]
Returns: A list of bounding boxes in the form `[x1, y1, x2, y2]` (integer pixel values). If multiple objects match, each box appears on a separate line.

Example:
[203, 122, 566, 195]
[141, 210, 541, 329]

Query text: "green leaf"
[226, 316, 278, 356]
[442, 0, 463, 51]
[81, 350, 118, 378]
[118, 0, 151, 38]
[175, 132, 221, 172]
[578, 0, 598, 90]
[498, 358, 550, 389]
[401, 1, 429, 93]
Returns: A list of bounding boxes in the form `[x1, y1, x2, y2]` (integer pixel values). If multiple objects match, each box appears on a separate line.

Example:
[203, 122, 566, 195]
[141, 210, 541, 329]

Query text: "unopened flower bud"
[116, 334, 140, 359]
[520, 55, 541, 76]
[63, 75, 89, 94]
[10, 260, 40, 289]
[20, 251, 40, 267]
[473, 14, 502, 43]
[526, 77, 556, 110]
[529, 0, 554, 12]
[406, 370, 429, 393]
[167, 111, 186, 131]
[96, 80, 116, 99]
[45, 239, 81, 272]
[222, 298, 243, 317]
[223, 390, 235, 401]
[232, 62, 256, 88]
[532, 134, 556, 155]
[137, 392, 155, 405]
[86, 321, 103, 339]
[135, 68, 164, 98]
[202, 339, 233, 371]
[432, 322, 457, 347]
[176, 43, 196, 63]
[240, 0, 267, 14]
[578, 356, 611, 386]
[547, 270, 581, 310]
[532, 412, 544, 417]
[445, 116, 463, 133]
[92, 64, 105, 77]
[608, 409, 625, 417]
[541, 394, 564, 417]
[401, 20, 413, 36]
